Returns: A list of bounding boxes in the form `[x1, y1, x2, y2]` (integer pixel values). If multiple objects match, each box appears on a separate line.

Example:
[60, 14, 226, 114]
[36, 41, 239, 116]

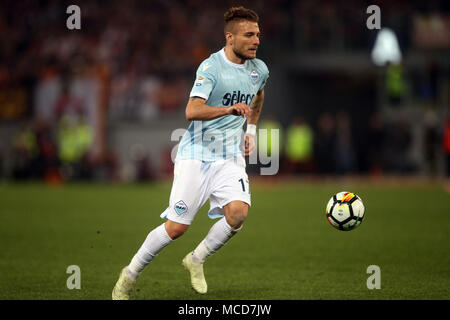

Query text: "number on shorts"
[238, 178, 250, 194]
[238, 178, 245, 192]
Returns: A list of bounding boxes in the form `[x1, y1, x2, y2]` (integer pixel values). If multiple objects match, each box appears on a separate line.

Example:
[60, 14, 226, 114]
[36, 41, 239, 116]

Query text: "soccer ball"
[326, 191, 365, 231]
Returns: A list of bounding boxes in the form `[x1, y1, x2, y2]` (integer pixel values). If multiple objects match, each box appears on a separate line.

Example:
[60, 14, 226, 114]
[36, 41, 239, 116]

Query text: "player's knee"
[165, 220, 189, 240]
[226, 205, 249, 229]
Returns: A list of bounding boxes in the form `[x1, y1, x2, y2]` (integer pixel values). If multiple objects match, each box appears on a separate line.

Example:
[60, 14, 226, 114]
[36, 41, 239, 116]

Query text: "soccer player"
[112, 6, 269, 299]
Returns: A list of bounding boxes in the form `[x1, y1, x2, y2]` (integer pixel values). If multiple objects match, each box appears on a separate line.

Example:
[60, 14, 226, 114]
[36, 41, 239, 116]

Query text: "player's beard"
[233, 47, 254, 61]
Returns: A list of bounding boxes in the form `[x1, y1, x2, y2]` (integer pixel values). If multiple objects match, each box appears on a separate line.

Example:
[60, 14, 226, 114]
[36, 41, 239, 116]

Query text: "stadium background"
[0, 0, 449, 300]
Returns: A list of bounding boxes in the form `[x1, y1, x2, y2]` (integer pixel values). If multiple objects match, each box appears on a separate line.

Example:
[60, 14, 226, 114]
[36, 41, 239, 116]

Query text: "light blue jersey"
[176, 48, 269, 162]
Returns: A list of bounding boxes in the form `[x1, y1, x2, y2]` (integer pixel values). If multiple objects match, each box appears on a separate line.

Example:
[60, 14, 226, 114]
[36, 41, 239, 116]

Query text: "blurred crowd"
[10, 108, 449, 182]
[2, 0, 448, 120]
[256, 111, 448, 177]
[0, 0, 449, 181]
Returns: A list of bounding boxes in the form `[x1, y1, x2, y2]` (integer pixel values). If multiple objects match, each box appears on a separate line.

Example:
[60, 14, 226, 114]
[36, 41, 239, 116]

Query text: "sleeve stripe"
[189, 92, 209, 100]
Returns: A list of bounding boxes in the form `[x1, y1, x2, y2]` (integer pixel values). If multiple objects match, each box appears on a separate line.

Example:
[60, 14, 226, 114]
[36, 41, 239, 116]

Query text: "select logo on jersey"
[222, 90, 255, 106]
[250, 70, 259, 83]
[174, 200, 188, 215]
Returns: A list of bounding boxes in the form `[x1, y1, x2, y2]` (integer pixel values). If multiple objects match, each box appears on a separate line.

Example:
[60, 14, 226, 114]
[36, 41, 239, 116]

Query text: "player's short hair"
[224, 6, 259, 34]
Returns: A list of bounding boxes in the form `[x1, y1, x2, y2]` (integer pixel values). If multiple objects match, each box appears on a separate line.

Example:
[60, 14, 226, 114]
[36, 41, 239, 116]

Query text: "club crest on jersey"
[250, 70, 259, 83]
[174, 200, 188, 215]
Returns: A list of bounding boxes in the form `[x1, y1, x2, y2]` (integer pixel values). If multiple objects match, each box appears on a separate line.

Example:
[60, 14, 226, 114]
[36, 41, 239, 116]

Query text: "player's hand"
[228, 103, 252, 118]
[244, 133, 256, 157]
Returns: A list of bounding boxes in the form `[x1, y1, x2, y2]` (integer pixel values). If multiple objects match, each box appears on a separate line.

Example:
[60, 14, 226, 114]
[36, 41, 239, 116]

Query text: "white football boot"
[112, 267, 136, 300]
[182, 252, 207, 294]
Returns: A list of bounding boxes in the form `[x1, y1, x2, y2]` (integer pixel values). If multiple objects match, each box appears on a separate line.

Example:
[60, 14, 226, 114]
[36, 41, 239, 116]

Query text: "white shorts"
[160, 156, 251, 225]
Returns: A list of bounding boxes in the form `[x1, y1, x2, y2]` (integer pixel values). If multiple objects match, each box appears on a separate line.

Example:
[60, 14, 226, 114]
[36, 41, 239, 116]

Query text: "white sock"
[126, 223, 173, 280]
[192, 217, 242, 263]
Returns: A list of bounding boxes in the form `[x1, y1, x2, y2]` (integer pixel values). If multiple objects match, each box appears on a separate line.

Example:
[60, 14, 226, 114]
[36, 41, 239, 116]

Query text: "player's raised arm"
[244, 88, 264, 156]
[185, 97, 252, 121]
[248, 88, 264, 125]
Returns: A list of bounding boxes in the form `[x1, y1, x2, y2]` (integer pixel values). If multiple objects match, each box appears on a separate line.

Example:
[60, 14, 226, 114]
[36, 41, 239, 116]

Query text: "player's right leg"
[112, 221, 187, 300]
[182, 247, 208, 294]
[112, 159, 209, 300]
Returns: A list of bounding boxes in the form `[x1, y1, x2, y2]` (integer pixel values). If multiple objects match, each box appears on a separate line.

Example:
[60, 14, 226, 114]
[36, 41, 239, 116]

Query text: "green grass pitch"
[0, 180, 449, 300]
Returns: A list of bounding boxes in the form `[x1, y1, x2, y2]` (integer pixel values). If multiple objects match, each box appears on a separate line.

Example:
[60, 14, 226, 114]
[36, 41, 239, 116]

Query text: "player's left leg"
[182, 201, 248, 294]
[190, 200, 248, 262]
[223, 200, 249, 229]
[183, 156, 251, 294]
